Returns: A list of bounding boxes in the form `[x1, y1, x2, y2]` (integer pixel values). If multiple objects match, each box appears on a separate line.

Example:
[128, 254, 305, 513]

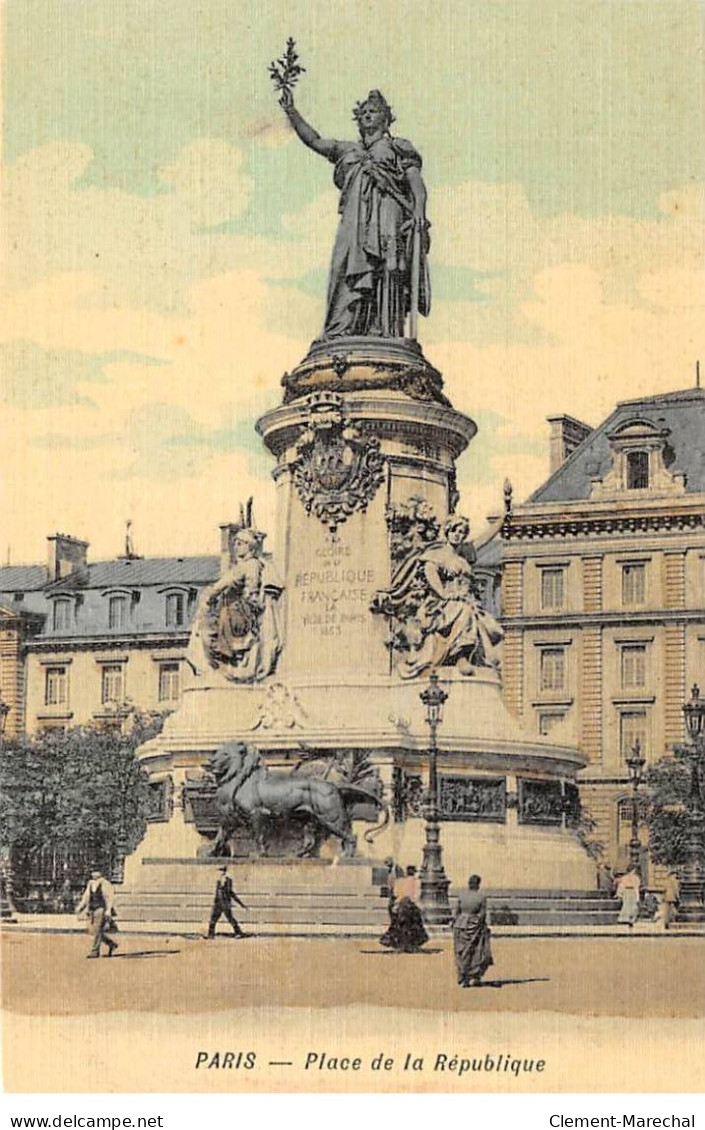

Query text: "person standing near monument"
[452, 874, 494, 987]
[379, 864, 428, 952]
[205, 865, 248, 940]
[658, 871, 680, 930]
[278, 85, 430, 339]
[75, 869, 118, 959]
[616, 865, 641, 928]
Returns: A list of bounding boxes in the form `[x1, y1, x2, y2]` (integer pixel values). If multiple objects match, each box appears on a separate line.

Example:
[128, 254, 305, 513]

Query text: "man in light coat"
[76, 869, 118, 958]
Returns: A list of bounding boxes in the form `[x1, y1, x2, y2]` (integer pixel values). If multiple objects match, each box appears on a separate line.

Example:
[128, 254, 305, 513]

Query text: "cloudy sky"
[1, 0, 703, 562]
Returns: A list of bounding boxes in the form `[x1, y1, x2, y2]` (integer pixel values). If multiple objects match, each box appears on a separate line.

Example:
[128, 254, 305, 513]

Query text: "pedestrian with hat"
[206, 865, 248, 939]
[76, 868, 118, 959]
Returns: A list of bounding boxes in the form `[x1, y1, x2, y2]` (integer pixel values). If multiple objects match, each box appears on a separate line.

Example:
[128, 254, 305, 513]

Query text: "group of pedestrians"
[76, 857, 681, 965]
[74, 858, 494, 986]
[379, 859, 494, 987]
[601, 863, 680, 929]
[75, 863, 249, 958]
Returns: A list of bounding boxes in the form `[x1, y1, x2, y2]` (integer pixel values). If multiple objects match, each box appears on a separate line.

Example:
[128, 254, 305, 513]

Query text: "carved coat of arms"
[292, 393, 385, 534]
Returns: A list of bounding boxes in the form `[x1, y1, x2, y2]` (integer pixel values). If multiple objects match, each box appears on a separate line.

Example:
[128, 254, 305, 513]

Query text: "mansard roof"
[48, 555, 219, 592]
[0, 554, 220, 642]
[530, 387, 705, 504]
[0, 564, 49, 591]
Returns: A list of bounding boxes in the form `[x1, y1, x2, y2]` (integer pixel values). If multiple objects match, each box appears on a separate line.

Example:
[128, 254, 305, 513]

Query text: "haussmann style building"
[495, 386, 705, 874]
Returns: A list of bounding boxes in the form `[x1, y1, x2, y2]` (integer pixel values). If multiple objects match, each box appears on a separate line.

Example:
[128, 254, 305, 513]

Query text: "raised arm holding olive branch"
[277, 83, 431, 340]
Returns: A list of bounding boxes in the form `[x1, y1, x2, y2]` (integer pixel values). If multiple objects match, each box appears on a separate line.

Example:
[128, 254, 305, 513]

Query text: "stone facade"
[494, 387, 705, 875]
[0, 537, 219, 735]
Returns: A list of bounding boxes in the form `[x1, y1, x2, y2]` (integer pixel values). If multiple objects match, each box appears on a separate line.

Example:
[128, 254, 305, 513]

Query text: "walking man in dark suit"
[206, 865, 248, 939]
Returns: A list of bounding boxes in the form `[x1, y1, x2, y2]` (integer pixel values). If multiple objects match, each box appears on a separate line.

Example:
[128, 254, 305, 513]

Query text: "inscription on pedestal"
[295, 538, 377, 638]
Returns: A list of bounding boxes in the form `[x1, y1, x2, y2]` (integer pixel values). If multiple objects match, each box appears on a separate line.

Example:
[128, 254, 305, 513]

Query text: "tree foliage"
[643, 748, 703, 870]
[572, 805, 606, 863]
[0, 711, 165, 876]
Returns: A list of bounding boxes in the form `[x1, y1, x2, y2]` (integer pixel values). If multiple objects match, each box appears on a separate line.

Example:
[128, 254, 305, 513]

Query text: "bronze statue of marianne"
[279, 86, 431, 340]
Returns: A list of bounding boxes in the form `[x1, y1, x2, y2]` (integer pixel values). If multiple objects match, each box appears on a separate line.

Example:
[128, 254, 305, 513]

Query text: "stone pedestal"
[127, 340, 596, 898]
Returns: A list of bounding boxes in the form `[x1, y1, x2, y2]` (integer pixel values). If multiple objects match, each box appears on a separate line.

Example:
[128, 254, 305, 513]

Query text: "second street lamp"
[625, 739, 646, 873]
[676, 684, 705, 923]
[419, 673, 451, 925]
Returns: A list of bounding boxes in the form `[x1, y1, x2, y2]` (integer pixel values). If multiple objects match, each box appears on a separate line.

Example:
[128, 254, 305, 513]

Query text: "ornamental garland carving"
[291, 393, 386, 534]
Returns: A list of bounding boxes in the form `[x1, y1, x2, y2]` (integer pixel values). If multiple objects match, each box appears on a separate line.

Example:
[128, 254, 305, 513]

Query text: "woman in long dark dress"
[453, 874, 494, 986]
[380, 865, 428, 952]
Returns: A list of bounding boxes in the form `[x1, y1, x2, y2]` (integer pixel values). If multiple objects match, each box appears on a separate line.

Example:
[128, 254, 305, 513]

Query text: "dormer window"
[108, 594, 128, 630]
[591, 417, 685, 500]
[165, 591, 185, 628]
[626, 450, 649, 490]
[52, 598, 72, 631]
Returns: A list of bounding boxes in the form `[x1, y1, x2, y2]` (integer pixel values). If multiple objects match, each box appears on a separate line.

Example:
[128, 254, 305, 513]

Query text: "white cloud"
[157, 139, 253, 228]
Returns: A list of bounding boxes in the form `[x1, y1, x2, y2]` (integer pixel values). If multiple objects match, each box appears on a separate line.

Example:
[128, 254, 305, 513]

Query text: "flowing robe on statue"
[324, 135, 430, 338]
[188, 556, 283, 683]
[379, 540, 503, 679]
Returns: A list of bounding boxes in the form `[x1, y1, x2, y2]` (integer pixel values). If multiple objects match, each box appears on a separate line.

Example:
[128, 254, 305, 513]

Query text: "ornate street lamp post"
[676, 684, 705, 923]
[625, 739, 646, 872]
[0, 698, 17, 923]
[419, 673, 451, 925]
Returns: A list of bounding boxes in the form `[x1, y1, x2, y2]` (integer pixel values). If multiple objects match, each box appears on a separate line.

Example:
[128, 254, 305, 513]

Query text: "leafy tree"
[642, 748, 704, 870]
[572, 805, 606, 863]
[0, 709, 165, 896]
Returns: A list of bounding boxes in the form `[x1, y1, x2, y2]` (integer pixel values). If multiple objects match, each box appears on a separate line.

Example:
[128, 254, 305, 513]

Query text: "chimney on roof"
[47, 533, 89, 582]
[546, 414, 593, 475]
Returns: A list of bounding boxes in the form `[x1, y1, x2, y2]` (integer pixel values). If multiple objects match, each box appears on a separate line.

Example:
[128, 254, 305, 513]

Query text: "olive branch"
[268, 38, 305, 93]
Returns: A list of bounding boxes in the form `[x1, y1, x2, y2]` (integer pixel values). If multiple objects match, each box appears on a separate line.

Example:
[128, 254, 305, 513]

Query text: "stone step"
[483, 888, 613, 899]
[491, 912, 619, 926]
[114, 882, 621, 928]
[117, 889, 384, 900]
[115, 896, 618, 927]
[114, 905, 389, 925]
[117, 906, 617, 927]
[486, 898, 619, 911]
[116, 892, 617, 913]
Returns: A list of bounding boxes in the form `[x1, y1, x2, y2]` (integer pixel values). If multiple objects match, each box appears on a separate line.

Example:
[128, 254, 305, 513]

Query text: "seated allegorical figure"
[373, 514, 503, 679]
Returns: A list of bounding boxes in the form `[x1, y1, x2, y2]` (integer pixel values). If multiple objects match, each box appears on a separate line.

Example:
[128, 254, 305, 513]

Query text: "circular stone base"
[282, 336, 449, 407]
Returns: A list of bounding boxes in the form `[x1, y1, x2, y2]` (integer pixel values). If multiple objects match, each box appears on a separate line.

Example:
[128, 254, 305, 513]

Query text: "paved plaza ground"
[2, 929, 704, 1019]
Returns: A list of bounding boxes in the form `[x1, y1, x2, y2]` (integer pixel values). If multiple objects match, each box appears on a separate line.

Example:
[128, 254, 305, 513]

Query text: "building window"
[165, 592, 185, 628]
[626, 450, 649, 490]
[621, 644, 646, 689]
[541, 568, 565, 610]
[101, 664, 124, 705]
[108, 595, 128, 630]
[620, 710, 647, 759]
[540, 647, 565, 692]
[622, 563, 646, 607]
[45, 666, 68, 707]
[52, 599, 72, 631]
[538, 711, 565, 736]
[158, 662, 180, 702]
